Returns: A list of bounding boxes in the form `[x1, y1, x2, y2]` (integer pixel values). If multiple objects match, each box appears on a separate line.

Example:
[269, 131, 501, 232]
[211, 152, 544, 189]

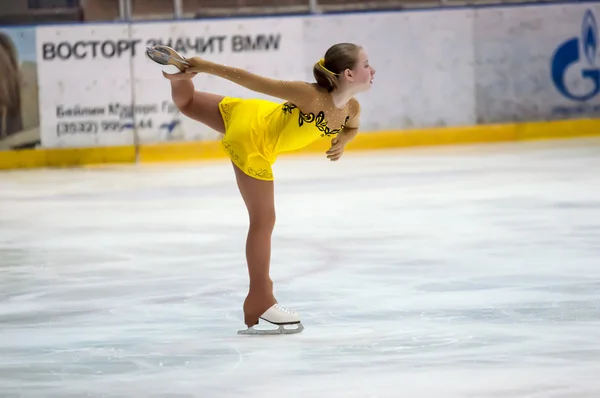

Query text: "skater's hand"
[162, 70, 197, 81]
[326, 136, 346, 161]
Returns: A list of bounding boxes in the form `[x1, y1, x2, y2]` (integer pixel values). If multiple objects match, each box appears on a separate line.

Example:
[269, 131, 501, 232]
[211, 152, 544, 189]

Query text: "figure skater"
[146, 43, 375, 335]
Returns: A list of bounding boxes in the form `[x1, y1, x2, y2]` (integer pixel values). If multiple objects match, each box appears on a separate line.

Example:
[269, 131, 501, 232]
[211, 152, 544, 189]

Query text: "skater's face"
[345, 49, 375, 92]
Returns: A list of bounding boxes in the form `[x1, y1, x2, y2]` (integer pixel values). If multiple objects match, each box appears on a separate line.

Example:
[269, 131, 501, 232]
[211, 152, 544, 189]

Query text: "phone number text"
[56, 119, 153, 136]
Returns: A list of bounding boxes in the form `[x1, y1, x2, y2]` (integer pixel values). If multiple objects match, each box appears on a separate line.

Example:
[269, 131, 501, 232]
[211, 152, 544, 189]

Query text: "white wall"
[5, 2, 600, 149]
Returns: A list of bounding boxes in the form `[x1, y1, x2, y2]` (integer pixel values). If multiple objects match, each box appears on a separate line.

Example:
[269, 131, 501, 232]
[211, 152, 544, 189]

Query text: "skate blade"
[145, 46, 190, 74]
[237, 322, 304, 336]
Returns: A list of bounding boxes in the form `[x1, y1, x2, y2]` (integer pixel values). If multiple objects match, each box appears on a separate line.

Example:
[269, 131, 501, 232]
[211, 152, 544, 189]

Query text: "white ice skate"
[145, 45, 191, 74]
[238, 304, 304, 335]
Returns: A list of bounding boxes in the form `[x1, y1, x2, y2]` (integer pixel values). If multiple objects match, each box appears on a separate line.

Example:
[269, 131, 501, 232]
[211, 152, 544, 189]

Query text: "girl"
[146, 42, 375, 335]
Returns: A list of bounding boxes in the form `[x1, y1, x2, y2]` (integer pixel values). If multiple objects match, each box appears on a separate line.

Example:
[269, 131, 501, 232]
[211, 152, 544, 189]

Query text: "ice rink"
[1, 138, 600, 398]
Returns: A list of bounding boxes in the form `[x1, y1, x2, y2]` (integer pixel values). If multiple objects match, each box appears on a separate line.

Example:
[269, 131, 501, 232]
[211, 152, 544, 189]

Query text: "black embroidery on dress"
[282, 103, 295, 114]
[222, 140, 273, 180]
[282, 103, 347, 137]
[248, 167, 273, 179]
[222, 141, 245, 168]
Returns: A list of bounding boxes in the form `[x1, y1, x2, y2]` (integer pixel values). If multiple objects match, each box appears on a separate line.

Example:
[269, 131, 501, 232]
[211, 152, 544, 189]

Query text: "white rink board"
[304, 10, 476, 130]
[32, 3, 600, 149]
[474, 3, 600, 123]
[36, 24, 137, 148]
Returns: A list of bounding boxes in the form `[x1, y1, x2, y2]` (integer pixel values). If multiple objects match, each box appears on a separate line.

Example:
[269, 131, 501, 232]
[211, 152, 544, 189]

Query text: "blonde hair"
[313, 43, 361, 92]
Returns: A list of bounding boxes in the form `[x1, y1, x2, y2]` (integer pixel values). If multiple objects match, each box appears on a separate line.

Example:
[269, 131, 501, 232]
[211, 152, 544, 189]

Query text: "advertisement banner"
[0, 26, 40, 151]
[36, 24, 136, 148]
[474, 3, 600, 123]
[35, 18, 304, 148]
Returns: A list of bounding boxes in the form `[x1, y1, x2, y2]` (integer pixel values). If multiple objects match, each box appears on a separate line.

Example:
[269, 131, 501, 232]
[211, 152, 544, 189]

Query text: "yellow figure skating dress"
[196, 61, 361, 181]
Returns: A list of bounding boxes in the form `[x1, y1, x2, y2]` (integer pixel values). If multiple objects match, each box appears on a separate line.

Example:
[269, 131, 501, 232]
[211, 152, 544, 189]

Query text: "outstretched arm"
[187, 57, 315, 105]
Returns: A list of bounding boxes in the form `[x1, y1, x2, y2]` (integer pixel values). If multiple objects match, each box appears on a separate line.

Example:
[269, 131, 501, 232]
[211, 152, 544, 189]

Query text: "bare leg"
[168, 76, 226, 134]
[168, 74, 277, 326]
[232, 162, 278, 327]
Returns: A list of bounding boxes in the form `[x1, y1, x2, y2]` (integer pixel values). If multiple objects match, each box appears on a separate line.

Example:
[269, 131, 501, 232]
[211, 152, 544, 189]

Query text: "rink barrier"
[3, 3, 600, 153]
[3, 2, 599, 151]
[1, 117, 599, 170]
[0, 145, 136, 170]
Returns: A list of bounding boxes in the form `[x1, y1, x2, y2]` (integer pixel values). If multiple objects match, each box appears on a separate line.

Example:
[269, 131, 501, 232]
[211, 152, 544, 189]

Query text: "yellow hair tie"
[318, 58, 338, 76]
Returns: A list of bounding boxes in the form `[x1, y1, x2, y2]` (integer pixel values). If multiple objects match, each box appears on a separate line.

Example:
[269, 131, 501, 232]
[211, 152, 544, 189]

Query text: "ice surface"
[1, 138, 600, 398]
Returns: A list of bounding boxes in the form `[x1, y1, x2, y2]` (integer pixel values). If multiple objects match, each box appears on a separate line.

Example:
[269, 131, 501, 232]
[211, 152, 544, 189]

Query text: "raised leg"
[148, 44, 227, 135]
[166, 75, 226, 135]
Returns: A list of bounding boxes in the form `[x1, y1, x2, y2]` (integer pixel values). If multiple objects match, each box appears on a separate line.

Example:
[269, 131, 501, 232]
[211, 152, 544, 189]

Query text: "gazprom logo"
[551, 9, 600, 101]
